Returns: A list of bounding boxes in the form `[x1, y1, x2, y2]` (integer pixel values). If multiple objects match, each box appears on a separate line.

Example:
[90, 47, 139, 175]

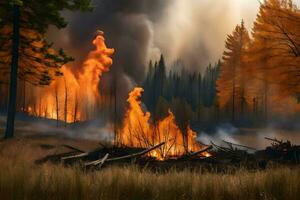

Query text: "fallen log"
[84, 142, 166, 167]
[61, 152, 89, 161]
[265, 137, 283, 144]
[106, 141, 166, 162]
[85, 153, 109, 167]
[187, 145, 213, 157]
[222, 140, 256, 151]
[60, 145, 104, 161]
[211, 141, 233, 152]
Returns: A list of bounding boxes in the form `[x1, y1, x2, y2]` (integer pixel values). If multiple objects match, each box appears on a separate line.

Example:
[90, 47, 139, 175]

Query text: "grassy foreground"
[0, 137, 300, 200]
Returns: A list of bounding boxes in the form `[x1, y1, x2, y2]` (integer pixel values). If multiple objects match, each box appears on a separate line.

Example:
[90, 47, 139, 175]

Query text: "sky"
[150, 0, 261, 70]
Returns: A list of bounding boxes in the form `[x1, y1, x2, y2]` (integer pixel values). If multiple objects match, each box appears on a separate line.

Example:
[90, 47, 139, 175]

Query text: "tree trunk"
[232, 76, 236, 123]
[5, 5, 20, 139]
[253, 97, 256, 117]
[73, 92, 78, 123]
[240, 91, 245, 120]
[264, 81, 269, 123]
[113, 76, 118, 146]
[22, 79, 26, 111]
[55, 85, 59, 127]
[64, 78, 68, 127]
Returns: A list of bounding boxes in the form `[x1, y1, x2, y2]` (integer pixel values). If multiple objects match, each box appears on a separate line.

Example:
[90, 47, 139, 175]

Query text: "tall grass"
[0, 138, 299, 200]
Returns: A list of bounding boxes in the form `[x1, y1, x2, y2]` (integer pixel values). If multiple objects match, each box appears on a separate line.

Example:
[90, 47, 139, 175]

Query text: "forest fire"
[117, 87, 210, 160]
[25, 31, 114, 123]
[3, 1, 300, 199]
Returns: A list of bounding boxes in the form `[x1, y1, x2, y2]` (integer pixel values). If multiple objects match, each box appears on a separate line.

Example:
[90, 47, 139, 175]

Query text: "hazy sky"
[150, 0, 300, 69]
[150, 0, 261, 69]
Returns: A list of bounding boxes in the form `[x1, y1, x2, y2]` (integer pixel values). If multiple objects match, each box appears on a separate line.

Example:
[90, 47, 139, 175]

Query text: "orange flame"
[78, 32, 114, 118]
[118, 87, 210, 160]
[26, 31, 114, 123]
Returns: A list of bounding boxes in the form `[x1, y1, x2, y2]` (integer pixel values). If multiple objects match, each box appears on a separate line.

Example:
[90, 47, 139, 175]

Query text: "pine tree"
[217, 21, 250, 122]
[152, 54, 166, 117]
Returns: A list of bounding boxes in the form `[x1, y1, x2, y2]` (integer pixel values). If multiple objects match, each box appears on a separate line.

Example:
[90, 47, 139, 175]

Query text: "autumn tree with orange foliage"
[246, 0, 300, 120]
[217, 21, 250, 122]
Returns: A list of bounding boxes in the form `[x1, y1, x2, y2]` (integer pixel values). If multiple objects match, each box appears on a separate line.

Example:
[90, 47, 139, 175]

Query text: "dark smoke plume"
[47, 0, 261, 120]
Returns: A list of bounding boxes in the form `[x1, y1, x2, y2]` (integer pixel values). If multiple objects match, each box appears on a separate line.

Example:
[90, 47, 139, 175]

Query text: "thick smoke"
[48, 0, 261, 80]
[51, 0, 168, 83]
[46, 0, 262, 122]
[47, 0, 170, 118]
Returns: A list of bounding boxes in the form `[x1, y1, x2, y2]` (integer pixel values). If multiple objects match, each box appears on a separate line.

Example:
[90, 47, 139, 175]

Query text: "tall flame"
[118, 87, 209, 160]
[26, 31, 114, 122]
[78, 32, 114, 118]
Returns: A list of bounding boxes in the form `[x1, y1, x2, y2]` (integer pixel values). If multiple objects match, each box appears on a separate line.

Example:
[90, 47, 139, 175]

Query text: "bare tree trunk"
[73, 91, 78, 123]
[264, 81, 269, 123]
[232, 75, 236, 123]
[240, 89, 245, 120]
[5, 5, 20, 139]
[22, 79, 26, 111]
[253, 97, 256, 117]
[55, 85, 59, 127]
[64, 78, 68, 127]
[113, 76, 118, 146]
[38, 95, 42, 117]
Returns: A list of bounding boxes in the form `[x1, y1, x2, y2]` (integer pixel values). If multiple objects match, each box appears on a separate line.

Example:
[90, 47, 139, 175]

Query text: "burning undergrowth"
[117, 87, 210, 160]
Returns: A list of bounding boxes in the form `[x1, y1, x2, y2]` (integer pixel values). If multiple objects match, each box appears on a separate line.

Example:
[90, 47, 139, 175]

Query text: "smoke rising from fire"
[47, 0, 262, 90]
[53, 1, 260, 69]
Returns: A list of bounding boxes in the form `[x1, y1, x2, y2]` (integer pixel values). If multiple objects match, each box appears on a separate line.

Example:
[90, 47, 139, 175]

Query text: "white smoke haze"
[0, 115, 114, 142]
[246, 128, 300, 149]
[151, 0, 260, 70]
[197, 123, 239, 146]
[2, 114, 300, 150]
[196, 122, 300, 150]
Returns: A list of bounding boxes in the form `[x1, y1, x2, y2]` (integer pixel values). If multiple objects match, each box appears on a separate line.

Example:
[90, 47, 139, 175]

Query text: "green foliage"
[0, 0, 91, 85]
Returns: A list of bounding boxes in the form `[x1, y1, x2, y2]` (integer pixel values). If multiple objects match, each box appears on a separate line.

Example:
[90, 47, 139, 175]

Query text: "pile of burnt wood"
[36, 137, 300, 170]
[256, 137, 300, 164]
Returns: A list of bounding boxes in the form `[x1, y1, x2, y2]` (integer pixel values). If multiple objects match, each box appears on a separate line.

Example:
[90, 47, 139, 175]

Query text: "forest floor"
[0, 126, 300, 200]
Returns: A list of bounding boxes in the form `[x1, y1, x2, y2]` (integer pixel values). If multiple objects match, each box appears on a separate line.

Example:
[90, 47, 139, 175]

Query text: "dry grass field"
[0, 133, 299, 200]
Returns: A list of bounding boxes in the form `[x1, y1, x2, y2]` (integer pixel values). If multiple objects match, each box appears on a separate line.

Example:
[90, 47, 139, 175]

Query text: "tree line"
[141, 0, 300, 128]
[142, 55, 221, 130]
